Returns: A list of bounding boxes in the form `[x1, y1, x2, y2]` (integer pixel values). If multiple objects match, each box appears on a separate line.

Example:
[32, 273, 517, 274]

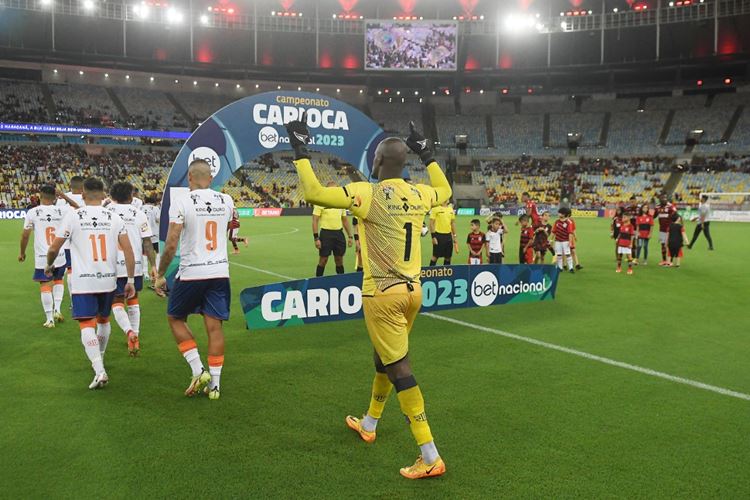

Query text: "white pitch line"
[423, 312, 750, 402]
[251, 227, 300, 238]
[231, 251, 750, 402]
[230, 261, 297, 281]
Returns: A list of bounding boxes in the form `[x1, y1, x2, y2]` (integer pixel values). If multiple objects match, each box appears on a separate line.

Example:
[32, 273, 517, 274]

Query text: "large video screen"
[365, 21, 457, 71]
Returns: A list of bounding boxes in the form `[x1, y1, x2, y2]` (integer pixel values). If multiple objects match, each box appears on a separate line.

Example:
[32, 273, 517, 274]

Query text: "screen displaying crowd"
[365, 22, 457, 71]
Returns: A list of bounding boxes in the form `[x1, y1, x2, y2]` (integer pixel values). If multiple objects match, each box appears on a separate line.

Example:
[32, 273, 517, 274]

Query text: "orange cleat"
[615, 268, 622, 273]
[399, 455, 446, 480]
[127, 332, 140, 357]
[627, 268, 634, 275]
[345, 415, 376, 444]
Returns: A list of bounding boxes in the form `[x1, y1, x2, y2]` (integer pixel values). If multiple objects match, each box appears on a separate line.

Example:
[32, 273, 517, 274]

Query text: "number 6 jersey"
[59, 205, 126, 294]
[23, 204, 69, 269]
[168, 188, 234, 280]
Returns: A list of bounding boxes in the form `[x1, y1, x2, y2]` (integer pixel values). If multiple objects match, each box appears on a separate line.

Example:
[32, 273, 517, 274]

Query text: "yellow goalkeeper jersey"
[292, 159, 451, 296]
[346, 179, 440, 295]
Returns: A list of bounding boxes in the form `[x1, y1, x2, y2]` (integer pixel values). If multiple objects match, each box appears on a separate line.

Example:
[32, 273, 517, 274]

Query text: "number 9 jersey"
[168, 188, 234, 280]
[346, 179, 441, 296]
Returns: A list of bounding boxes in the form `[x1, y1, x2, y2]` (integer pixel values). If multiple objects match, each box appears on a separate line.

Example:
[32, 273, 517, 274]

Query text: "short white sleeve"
[136, 211, 152, 239]
[23, 210, 34, 230]
[169, 197, 185, 225]
[59, 210, 75, 240]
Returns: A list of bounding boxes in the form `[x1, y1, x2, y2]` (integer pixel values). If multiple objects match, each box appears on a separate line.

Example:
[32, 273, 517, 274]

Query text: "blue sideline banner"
[240, 264, 559, 330]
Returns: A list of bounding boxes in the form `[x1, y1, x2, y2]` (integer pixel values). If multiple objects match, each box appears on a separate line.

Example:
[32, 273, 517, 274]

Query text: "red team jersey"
[553, 219, 572, 242]
[617, 223, 635, 248]
[635, 214, 654, 239]
[228, 209, 240, 230]
[655, 203, 676, 233]
[532, 223, 552, 250]
[467, 232, 486, 256]
[526, 201, 540, 226]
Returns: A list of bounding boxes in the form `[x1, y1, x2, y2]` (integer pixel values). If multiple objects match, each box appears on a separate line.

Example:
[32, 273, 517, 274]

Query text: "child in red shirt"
[616, 216, 636, 275]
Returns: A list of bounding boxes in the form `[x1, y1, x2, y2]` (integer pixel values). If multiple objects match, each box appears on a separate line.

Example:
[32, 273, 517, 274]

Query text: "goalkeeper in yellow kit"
[285, 116, 451, 479]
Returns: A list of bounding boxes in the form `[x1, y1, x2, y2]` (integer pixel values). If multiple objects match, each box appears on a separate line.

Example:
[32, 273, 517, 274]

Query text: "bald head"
[188, 160, 213, 189]
[372, 137, 408, 181]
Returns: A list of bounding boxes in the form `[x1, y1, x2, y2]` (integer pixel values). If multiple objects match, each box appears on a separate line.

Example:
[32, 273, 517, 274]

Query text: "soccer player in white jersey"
[46, 177, 137, 390]
[56, 175, 85, 304]
[131, 188, 144, 210]
[155, 160, 233, 400]
[140, 195, 161, 282]
[107, 182, 155, 356]
[19, 185, 69, 327]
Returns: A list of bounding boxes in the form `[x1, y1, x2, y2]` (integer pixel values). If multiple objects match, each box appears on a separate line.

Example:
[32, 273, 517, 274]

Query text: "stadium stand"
[369, 102, 423, 134]
[114, 87, 188, 130]
[0, 79, 48, 123]
[49, 83, 122, 126]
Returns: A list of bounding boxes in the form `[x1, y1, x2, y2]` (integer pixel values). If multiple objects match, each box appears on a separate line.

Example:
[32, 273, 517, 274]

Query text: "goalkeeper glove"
[405, 120, 435, 166]
[284, 112, 311, 160]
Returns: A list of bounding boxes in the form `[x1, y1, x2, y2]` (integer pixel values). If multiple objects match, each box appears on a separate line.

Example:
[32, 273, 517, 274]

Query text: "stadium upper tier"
[3, 77, 750, 156]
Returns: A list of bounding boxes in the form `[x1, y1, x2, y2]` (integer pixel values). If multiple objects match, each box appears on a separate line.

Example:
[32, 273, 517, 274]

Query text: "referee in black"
[312, 182, 353, 276]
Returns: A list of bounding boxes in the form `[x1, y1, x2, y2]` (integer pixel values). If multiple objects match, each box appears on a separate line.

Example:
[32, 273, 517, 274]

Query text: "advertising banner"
[236, 208, 255, 218]
[0, 122, 191, 140]
[0, 209, 28, 219]
[254, 207, 283, 217]
[456, 207, 476, 216]
[160, 91, 386, 285]
[571, 208, 599, 218]
[240, 264, 559, 330]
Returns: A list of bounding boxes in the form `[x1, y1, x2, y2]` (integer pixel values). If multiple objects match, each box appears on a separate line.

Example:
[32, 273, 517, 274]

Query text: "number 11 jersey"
[59, 205, 126, 294]
[168, 188, 234, 281]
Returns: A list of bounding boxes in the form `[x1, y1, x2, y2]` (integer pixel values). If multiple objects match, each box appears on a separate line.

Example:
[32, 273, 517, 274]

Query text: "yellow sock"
[367, 372, 393, 419]
[397, 385, 433, 446]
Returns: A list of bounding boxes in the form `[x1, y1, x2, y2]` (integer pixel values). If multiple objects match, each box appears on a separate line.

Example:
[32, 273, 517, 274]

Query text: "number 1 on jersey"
[403, 222, 413, 261]
[88, 234, 107, 261]
[205, 220, 218, 250]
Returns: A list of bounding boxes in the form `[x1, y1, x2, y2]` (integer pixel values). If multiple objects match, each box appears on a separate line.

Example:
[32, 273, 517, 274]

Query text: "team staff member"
[312, 184, 353, 276]
[688, 194, 714, 251]
[428, 201, 458, 266]
[286, 117, 450, 479]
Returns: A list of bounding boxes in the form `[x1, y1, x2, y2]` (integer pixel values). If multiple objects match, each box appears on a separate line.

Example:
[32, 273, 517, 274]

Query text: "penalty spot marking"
[230, 262, 750, 402]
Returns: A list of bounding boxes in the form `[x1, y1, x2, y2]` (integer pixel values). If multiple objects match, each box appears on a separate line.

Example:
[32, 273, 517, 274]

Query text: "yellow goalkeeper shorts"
[362, 282, 422, 365]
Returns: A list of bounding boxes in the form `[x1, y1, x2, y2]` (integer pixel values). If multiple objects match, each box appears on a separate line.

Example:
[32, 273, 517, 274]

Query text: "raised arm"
[405, 121, 452, 204]
[285, 114, 352, 209]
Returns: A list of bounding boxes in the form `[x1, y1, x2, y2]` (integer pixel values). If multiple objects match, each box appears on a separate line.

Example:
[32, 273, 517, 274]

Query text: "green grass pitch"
[1, 216, 749, 498]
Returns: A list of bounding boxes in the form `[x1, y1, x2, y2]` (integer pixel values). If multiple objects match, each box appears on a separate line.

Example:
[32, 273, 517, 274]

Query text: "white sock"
[556, 255, 563, 270]
[183, 348, 204, 377]
[566, 256, 574, 270]
[112, 304, 133, 335]
[52, 283, 64, 313]
[66, 272, 73, 302]
[126, 303, 141, 336]
[41, 290, 54, 322]
[81, 327, 105, 375]
[419, 440, 440, 465]
[209, 365, 222, 390]
[362, 414, 379, 432]
[97, 321, 111, 355]
[155, 253, 160, 272]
